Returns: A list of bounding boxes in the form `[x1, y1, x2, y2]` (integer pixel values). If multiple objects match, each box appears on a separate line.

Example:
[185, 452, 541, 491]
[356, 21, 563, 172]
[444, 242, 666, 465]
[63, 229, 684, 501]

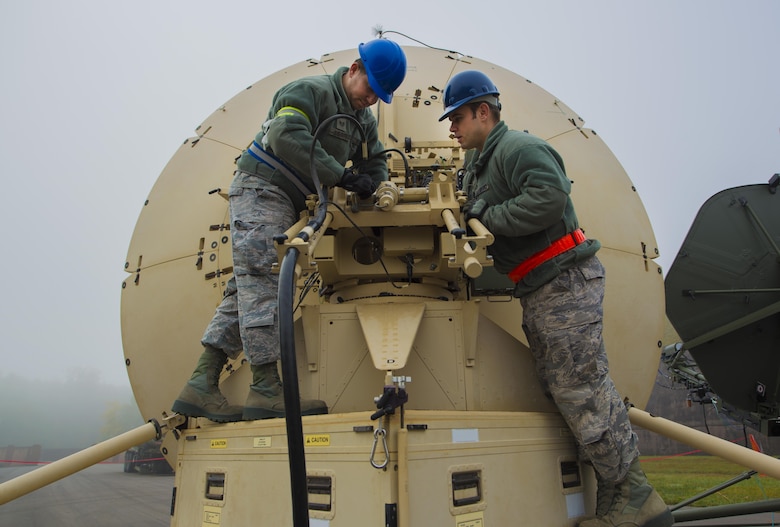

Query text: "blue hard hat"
[439, 70, 500, 121]
[358, 39, 407, 104]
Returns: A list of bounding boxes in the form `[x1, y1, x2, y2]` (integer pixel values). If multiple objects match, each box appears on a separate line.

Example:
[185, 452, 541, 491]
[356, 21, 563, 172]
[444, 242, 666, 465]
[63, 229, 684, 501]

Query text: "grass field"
[640, 454, 780, 507]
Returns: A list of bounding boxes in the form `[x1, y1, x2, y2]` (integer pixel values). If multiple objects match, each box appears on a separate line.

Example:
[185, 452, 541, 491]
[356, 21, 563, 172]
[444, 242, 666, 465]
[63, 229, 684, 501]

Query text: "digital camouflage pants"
[201, 182, 297, 366]
[520, 255, 638, 483]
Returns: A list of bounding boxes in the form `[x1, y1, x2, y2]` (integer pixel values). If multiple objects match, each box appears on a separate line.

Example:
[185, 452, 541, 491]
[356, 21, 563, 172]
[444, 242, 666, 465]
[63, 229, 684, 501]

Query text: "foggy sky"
[0, 0, 777, 390]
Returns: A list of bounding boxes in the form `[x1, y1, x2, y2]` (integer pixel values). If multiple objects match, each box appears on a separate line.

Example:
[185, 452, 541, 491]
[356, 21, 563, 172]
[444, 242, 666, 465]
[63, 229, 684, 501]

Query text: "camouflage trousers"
[520, 255, 638, 483]
[201, 182, 297, 366]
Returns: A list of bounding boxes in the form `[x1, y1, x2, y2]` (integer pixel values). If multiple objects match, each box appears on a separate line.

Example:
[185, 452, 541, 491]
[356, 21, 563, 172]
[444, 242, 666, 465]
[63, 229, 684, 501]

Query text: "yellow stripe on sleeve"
[275, 106, 310, 122]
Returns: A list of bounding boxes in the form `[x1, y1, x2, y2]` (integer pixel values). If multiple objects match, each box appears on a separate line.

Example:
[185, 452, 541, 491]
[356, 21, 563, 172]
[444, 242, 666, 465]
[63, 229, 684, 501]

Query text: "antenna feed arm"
[442, 208, 495, 278]
[467, 217, 494, 245]
[442, 208, 465, 238]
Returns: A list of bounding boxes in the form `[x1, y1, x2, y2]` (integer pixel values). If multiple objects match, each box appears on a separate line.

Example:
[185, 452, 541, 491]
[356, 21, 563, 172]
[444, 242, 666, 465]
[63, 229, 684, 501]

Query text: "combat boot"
[580, 470, 618, 523]
[594, 472, 618, 517]
[171, 346, 244, 422]
[243, 362, 328, 420]
[577, 459, 673, 527]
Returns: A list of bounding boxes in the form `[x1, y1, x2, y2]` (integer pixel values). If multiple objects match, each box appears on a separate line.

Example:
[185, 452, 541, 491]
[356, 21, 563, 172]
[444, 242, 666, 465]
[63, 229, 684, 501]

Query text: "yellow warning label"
[304, 434, 330, 446]
[455, 510, 484, 527]
[210, 439, 228, 449]
[203, 505, 222, 526]
[253, 436, 272, 448]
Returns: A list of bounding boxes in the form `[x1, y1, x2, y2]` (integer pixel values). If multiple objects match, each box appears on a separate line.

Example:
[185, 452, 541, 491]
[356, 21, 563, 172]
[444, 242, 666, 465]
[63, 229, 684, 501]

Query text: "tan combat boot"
[578, 459, 673, 527]
[243, 362, 328, 420]
[581, 471, 618, 522]
[171, 346, 244, 422]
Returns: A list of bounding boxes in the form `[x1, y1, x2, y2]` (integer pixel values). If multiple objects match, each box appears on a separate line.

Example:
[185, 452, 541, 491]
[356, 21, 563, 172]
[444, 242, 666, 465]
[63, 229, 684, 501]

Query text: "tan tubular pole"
[397, 427, 409, 527]
[0, 421, 160, 505]
[628, 407, 780, 479]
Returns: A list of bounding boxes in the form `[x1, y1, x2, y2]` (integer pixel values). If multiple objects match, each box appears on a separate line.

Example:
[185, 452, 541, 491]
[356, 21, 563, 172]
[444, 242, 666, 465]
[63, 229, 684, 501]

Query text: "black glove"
[338, 168, 374, 199]
[462, 199, 488, 222]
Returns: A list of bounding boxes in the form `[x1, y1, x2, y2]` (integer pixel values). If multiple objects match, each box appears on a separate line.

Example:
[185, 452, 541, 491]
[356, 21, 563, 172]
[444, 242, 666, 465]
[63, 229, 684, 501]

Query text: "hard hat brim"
[366, 74, 393, 104]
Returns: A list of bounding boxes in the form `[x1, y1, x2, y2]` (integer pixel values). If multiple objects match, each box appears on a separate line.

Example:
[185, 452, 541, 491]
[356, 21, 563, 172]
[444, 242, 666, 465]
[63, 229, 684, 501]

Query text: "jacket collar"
[473, 121, 507, 173]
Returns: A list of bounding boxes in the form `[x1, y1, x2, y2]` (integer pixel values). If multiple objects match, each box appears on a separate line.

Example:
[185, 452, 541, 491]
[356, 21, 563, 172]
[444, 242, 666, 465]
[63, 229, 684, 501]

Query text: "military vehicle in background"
[123, 439, 174, 475]
[0, 37, 777, 526]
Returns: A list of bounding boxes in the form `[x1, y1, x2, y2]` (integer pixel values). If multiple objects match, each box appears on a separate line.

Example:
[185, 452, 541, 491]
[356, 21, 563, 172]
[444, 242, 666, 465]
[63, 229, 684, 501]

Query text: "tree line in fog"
[0, 371, 142, 451]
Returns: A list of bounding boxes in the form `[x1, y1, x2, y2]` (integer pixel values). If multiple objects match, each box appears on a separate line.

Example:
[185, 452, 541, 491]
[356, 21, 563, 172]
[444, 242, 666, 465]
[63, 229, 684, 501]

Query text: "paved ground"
[0, 463, 173, 527]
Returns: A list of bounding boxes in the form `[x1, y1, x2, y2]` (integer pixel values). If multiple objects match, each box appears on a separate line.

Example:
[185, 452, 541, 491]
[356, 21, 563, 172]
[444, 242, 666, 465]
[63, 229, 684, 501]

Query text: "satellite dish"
[665, 178, 780, 434]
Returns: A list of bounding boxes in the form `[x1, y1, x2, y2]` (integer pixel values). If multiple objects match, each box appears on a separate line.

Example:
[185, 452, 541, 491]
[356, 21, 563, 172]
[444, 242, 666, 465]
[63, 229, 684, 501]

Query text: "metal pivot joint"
[372, 382, 409, 421]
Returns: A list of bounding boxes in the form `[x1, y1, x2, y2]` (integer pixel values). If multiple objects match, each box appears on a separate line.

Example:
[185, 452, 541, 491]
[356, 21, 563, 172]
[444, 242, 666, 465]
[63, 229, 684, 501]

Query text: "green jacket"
[462, 121, 600, 296]
[234, 66, 387, 212]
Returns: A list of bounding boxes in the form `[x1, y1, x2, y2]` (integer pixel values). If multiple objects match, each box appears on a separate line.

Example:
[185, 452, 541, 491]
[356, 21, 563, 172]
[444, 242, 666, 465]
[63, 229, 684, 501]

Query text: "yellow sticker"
[304, 434, 330, 446]
[253, 436, 272, 448]
[203, 505, 222, 526]
[455, 511, 484, 527]
[210, 439, 228, 449]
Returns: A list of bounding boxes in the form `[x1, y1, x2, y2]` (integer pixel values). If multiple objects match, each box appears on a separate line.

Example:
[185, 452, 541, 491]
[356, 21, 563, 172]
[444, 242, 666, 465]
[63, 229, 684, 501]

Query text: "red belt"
[508, 229, 586, 284]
